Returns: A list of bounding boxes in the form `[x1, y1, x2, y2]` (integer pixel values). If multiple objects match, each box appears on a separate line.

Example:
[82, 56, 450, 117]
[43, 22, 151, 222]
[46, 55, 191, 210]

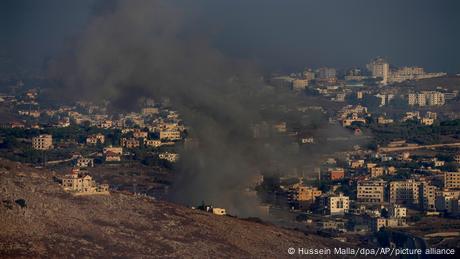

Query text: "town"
[1, 56, 460, 249]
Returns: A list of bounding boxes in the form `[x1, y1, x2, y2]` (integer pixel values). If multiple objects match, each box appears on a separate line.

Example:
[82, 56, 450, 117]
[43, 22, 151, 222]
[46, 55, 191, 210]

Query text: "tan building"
[295, 186, 322, 202]
[377, 116, 394, 125]
[419, 182, 437, 210]
[61, 168, 109, 195]
[357, 180, 386, 203]
[389, 204, 407, 218]
[121, 138, 140, 148]
[390, 180, 421, 205]
[421, 117, 434, 126]
[212, 208, 226, 216]
[133, 129, 148, 139]
[371, 217, 406, 232]
[77, 157, 94, 168]
[86, 133, 105, 145]
[32, 134, 53, 150]
[144, 139, 162, 148]
[367, 57, 390, 85]
[327, 193, 349, 216]
[159, 130, 181, 141]
[103, 146, 123, 155]
[350, 159, 365, 169]
[292, 79, 309, 91]
[141, 107, 159, 115]
[444, 171, 460, 189]
[435, 189, 460, 213]
[105, 152, 121, 162]
[370, 167, 385, 178]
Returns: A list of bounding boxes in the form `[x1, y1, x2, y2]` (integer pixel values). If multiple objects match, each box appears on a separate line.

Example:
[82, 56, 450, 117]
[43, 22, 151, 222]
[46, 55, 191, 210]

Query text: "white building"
[367, 57, 390, 85]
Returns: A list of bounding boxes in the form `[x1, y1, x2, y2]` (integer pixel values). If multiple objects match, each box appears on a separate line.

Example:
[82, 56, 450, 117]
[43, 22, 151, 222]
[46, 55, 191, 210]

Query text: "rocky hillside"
[0, 159, 347, 258]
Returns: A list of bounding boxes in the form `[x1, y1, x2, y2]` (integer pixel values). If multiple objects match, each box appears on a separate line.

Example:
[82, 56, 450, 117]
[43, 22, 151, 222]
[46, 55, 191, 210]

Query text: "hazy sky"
[1, 0, 459, 73]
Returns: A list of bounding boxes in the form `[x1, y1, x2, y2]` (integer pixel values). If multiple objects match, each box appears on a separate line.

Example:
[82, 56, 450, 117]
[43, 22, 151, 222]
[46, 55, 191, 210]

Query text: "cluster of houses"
[284, 149, 460, 233]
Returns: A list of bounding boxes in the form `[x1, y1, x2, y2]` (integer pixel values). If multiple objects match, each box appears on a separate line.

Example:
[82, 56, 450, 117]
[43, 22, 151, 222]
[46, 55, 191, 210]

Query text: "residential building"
[370, 167, 385, 178]
[419, 182, 437, 211]
[141, 107, 159, 115]
[377, 116, 394, 125]
[327, 193, 349, 216]
[86, 133, 105, 145]
[367, 57, 390, 85]
[303, 69, 316, 81]
[212, 208, 227, 216]
[103, 146, 123, 155]
[371, 217, 407, 232]
[357, 180, 386, 203]
[408, 91, 445, 106]
[390, 180, 421, 205]
[444, 171, 460, 189]
[133, 130, 148, 139]
[350, 159, 365, 169]
[77, 157, 94, 168]
[105, 152, 121, 162]
[435, 189, 460, 213]
[144, 139, 162, 148]
[389, 66, 424, 83]
[159, 130, 181, 141]
[294, 186, 322, 202]
[60, 168, 109, 195]
[121, 138, 140, 149]
[32, 134, 53, 150]
[327, 168, 345, 181]
[388, 204, 407, 218]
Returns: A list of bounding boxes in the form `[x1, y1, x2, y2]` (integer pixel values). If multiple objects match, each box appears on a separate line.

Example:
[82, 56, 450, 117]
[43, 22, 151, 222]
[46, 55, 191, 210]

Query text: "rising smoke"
[49, 0, 357, 217]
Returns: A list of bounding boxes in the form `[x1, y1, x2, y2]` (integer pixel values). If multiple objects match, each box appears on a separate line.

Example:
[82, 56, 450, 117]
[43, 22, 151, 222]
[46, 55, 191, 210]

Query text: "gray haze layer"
[1, 0, 459, 74]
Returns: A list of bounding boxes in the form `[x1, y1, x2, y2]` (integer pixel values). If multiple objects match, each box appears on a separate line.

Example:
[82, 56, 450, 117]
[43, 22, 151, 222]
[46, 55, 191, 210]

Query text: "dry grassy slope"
[0, 159, 348, 258]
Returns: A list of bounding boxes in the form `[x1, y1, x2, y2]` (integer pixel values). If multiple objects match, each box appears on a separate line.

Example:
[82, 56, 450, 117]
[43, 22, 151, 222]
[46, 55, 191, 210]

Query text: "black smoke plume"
[49, 0, 356, 217]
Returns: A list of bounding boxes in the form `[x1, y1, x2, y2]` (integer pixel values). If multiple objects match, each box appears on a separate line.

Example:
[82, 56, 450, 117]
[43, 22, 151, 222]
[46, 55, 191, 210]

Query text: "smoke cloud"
[49, 0, 357, 217]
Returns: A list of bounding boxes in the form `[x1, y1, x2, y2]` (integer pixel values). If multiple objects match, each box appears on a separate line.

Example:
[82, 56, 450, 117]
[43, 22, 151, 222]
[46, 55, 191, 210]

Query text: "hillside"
[0, 159, 348, 258]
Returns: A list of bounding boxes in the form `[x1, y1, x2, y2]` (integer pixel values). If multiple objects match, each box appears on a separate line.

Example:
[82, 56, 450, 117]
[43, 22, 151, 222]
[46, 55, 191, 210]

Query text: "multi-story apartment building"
[327, 193, 349, 216]
[444, 171, 460, 189]
[390, 179, 421, 206]
[419, 182, 438, 211]
[32, 134, 53, 150]
[294, 186, 322, 202]
[367, 57, 390, 85]
[435, 189, 460, 213]
[408, 91, 445, 106]
[388, 67, 424, 83]
[388, 204, 407, 218]
[357, 180, 386, 203]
